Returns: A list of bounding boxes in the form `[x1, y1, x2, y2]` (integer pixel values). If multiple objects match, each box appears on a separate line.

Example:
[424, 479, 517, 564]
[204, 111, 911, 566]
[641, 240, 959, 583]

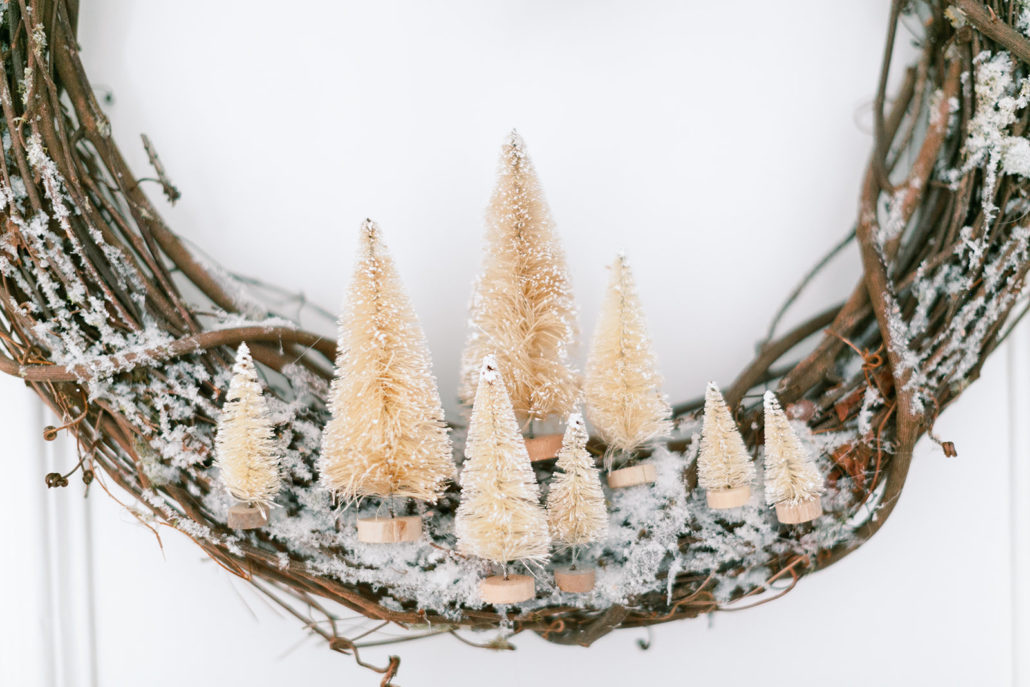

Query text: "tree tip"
[608, 253, 630, 275]
[507, 128, 523, 147]
[763, 389, 779, 406]
[479, 354, 499, 381]
[359, 219, 385, 255]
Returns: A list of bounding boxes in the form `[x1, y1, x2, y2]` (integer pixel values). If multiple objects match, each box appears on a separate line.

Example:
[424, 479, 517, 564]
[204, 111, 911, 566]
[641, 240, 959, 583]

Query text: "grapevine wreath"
[3, 0, 1030, 683]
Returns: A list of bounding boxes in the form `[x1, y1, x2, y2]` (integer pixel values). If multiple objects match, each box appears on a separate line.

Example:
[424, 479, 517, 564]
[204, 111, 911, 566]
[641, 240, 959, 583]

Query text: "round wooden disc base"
[706, 485, 751, 509]
[775, 497, 823, 524]
[554, 567, 596, 593]
[607, 462, 657, 489]
[356, 515, 422, 543]
[480, 574, 536, 604]
[524, 434, 564, 462]
[228, 503, 268, 530]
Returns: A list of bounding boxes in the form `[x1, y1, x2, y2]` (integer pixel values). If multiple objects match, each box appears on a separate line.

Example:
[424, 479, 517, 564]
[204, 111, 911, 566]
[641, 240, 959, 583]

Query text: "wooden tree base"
[775, 497, 823, 524]
[480, 574, 535, 604]
[706, 485, 751, 509]
[607, 462, 657, 489]
[228, 503, 268, 530]
[524, 434, 564, 462]
[356, 515, 422, 543]
[554, 567, 595, 593]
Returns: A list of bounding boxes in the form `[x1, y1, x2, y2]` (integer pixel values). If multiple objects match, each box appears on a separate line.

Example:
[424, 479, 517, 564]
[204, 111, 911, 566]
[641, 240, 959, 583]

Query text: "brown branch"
[723, 302, 845, 410]
[4, 325, 334, 382]
[139, 134, 180, 204]
[950, 0, 1030, 63]
[536, 605, 629, 646]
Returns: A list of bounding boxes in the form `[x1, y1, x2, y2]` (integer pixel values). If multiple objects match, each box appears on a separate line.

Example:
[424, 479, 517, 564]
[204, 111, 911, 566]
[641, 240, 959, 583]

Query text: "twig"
[139, 133, 180, 204]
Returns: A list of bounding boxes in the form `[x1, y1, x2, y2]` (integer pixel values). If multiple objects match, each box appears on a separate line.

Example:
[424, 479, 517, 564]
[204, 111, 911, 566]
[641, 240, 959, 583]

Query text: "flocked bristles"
[585, 254, 673, 465]
[697, 382, 756, 491]
[455, 355, 552, 565]
[319, 219, 455, 504]
[762, 390, 822, 505]
[546, 412, 608, 547]
[214, 343, 281, 507]
[458, 132, 580, 428]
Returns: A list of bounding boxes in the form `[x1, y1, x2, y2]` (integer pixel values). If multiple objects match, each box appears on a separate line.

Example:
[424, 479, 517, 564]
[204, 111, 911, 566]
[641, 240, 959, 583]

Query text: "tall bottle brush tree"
[585, 254, 673, 487]
[214, 343, 281, 530]
[319, 220, 455, 543]
[698, 382, 756, 509]
[459, 130, 580, 461]
[456, 356, 552, 604]
[545, 412, 608, 593]
[763, 390, 823, 524]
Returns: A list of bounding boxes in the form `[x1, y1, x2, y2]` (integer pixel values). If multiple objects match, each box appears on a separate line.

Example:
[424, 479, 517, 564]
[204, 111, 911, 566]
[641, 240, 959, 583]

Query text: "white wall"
[1, 1, 1026, 685]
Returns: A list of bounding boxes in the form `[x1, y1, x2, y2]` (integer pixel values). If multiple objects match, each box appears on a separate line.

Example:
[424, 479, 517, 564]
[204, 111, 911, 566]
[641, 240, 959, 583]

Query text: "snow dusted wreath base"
[4, 0, 1030, 682]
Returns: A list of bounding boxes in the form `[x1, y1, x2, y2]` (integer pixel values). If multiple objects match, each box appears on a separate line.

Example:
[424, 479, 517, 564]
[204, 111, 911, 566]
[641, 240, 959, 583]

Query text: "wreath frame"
[3, 0, 1030, 682]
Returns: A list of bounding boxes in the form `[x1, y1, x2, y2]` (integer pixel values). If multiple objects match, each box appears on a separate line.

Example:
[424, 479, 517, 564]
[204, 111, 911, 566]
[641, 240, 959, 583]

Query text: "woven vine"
[4, 1, 1030, 683]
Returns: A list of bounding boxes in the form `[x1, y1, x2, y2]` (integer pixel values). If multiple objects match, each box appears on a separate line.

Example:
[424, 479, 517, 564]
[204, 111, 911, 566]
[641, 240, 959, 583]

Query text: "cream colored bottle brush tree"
[459, 130, 580, 462]
[214, 343, 281, 530]
[456, 356, 552, 604]
[584, 254, 673, 489]
[698, 382, 756, 509]
[319, 220, 455, 543]
[763, 390, 823, 524]
[545, 412, 608, 593]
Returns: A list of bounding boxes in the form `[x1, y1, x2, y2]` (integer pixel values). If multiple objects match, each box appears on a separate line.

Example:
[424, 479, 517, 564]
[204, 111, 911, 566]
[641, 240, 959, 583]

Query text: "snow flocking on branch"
[947, 50, 1030, 224]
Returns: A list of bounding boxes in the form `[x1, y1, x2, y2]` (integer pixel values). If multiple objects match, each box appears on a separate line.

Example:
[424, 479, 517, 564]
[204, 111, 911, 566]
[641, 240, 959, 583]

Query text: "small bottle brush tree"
[214, 343, 281, 530]
[459, 130, 580, 462]
[455, 356, 551, 604]
[545, 412, 608, 593]
[763, 390, 823, 524]
[319, 220, 455, 543]
[698, 382, 756, 509]
[584, 254, 673, 488]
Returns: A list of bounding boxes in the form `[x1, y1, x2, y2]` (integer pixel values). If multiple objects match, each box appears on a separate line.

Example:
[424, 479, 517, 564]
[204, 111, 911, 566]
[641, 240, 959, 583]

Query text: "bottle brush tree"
[455, 355, 551, 604]
[584, 254, 672, 486]
[763, 390, 823, 524]
[459, 130, 579, 461]
[698, 382, 756, 509]
[319, 219, 455, 543]
[214, 342, 281, 529]
[545, 412, 608, 593]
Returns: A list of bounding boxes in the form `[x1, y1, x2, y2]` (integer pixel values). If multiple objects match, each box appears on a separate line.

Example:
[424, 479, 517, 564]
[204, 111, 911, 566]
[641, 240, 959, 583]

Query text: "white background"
[2, 1, 1027, 685]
